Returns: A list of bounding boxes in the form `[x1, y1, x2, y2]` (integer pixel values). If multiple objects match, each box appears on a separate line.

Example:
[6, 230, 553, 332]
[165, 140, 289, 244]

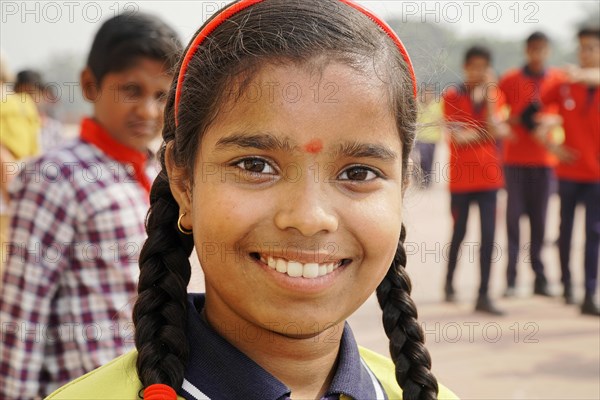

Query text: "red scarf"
[80, 117, 152, 194]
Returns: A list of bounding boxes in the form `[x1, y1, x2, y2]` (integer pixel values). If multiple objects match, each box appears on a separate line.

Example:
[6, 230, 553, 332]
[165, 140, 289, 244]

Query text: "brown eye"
[235, 158, 275, 174]
[338, 166, 379, 181]
[122, 84, 141, 97]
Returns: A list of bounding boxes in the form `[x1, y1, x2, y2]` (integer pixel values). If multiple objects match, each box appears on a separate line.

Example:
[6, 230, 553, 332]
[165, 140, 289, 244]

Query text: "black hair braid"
[376, 224, 439, 400]
[133, 171, 195, 391]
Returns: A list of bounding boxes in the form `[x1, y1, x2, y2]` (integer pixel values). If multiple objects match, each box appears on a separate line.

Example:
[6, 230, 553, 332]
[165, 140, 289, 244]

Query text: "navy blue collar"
[178, 293, 386, 400]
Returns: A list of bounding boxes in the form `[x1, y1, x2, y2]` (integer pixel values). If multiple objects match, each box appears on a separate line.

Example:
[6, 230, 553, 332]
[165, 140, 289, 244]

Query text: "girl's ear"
[80, 67, 99, 102]
[165, 141, 193, 212]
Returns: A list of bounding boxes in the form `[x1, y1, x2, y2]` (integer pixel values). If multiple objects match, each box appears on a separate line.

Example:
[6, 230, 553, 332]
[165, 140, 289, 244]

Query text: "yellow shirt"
[47, 347, 459, 400]
[0, 89, 40, 159]
[416, 100, 443, 144]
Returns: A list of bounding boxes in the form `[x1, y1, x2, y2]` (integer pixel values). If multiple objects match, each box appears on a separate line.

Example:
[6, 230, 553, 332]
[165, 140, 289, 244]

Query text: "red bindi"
[303, 139, 323, 154]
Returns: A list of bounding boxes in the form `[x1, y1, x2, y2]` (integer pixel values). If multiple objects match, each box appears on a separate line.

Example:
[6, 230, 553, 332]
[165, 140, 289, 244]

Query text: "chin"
[258, 302, 347, 334]
[263, 316, 342, 338]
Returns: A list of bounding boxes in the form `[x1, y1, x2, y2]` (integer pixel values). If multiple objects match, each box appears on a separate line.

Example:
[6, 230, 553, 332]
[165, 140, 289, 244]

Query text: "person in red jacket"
[498, 32, 564, 298]
[443, 46, 510, 315]
[538, 27, 600, 316]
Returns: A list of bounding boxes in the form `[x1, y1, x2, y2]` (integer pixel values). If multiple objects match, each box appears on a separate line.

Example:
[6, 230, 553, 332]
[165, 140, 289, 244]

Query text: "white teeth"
[318, 265, 327, 276]
[287, 261, 303, 277]
[258, 255, 344, 279]
[275, 258, 287, 273]
[303, 263, 319, 278]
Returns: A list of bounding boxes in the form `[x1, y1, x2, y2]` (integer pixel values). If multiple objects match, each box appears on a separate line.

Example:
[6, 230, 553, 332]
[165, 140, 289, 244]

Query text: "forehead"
[579, 35, 600, 46]
[101, 58, 172, 82]
[527, 40, 549, 49]
[201, 61, 402, 149]
[465, 56, 489, 67]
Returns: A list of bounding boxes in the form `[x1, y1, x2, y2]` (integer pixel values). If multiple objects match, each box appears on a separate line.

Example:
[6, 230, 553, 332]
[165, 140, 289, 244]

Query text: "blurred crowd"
[411, 29, 599, 317]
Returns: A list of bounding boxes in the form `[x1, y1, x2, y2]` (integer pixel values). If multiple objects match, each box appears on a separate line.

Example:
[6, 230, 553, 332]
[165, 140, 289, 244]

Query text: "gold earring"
[177, 212, 193, 235]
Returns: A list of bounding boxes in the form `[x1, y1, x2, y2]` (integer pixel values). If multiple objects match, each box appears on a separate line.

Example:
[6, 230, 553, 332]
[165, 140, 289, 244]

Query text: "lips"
[250, 253, 350, 279]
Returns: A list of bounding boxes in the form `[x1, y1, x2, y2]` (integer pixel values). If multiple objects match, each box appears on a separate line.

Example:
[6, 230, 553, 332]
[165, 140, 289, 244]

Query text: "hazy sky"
[1, 1, 598, 71]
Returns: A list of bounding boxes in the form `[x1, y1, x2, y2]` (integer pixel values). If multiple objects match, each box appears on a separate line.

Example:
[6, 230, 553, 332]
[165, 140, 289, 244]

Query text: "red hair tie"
[174, 0, 417, 126]
[144, 383, 178, 400]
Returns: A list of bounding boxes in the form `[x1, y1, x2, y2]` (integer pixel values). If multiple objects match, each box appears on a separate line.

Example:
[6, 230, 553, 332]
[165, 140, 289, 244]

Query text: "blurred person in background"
[442, 46, 510, 315]
[0, 13, 182, 398]
[14, 70, 64, 152]
[498, 31, 565, 298]
[413, 83, 444, 189]
[535, 27, 600, 316]
[0, 55, 40, 278]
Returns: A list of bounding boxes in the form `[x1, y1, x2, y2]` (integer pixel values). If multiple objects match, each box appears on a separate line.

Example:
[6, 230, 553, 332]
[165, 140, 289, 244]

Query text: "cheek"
[337, 197, 401, 315]
[191, 183, 269, 244]
[349, 194, 402, 270]
[106, 101, 129, 121]
[157, 106, 166, 120]
[191, 189, 237, 272]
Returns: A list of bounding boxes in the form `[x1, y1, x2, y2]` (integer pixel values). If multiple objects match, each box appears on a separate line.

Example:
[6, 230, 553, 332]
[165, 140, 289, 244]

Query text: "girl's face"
[175, 61, 404, 335]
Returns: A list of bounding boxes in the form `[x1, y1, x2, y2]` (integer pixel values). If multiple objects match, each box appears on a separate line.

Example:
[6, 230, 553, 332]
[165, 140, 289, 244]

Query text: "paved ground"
[189, 141, 600, 400]
[346, 142, 600, 400]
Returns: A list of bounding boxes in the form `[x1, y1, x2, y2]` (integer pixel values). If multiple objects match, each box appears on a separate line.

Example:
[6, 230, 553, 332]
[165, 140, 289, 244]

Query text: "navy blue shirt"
[178, 294, 387, 400]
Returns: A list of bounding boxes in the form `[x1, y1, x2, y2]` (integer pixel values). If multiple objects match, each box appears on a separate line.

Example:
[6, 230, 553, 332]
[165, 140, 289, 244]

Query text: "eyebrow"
[215, 132, 296, 152]
[333, 140, 398, 161]
[215, 132, 398, 161]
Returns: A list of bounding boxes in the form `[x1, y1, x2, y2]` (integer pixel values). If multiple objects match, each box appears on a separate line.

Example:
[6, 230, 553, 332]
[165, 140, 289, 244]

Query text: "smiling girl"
[48, 1, 456, 399]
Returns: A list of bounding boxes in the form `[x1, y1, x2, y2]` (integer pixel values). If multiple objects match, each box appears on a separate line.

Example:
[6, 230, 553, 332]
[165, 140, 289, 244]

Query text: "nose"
[274, 181, 339, 237]
[136, 97, 160, 120]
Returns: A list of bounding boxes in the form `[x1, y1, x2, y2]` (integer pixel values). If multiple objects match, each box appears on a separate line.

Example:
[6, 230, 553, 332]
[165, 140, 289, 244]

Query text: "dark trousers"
[558, 180, 600, 297]
[504, 166, 553, 287]
[415, 141, 436, 188]
[446, 190, 498, 296]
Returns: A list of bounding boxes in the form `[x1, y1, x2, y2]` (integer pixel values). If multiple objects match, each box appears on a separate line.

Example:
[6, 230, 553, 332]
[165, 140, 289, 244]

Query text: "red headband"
[174, 0, 417, 126]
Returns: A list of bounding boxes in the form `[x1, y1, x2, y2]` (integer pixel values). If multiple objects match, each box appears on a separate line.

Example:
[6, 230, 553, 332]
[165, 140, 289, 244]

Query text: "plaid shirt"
[39, 116, 65, 153]
[0, 136, 156, 399]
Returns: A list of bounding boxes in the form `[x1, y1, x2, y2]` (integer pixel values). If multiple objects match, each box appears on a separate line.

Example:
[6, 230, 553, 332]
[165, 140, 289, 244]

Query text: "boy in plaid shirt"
[0, 13, 182, 399]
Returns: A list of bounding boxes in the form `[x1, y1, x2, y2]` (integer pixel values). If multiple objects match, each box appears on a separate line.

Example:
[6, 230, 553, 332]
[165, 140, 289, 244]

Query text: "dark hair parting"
[526, 31, 549, 45]
[464, 45, 492, 64]
[578, 26, 600, 40]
